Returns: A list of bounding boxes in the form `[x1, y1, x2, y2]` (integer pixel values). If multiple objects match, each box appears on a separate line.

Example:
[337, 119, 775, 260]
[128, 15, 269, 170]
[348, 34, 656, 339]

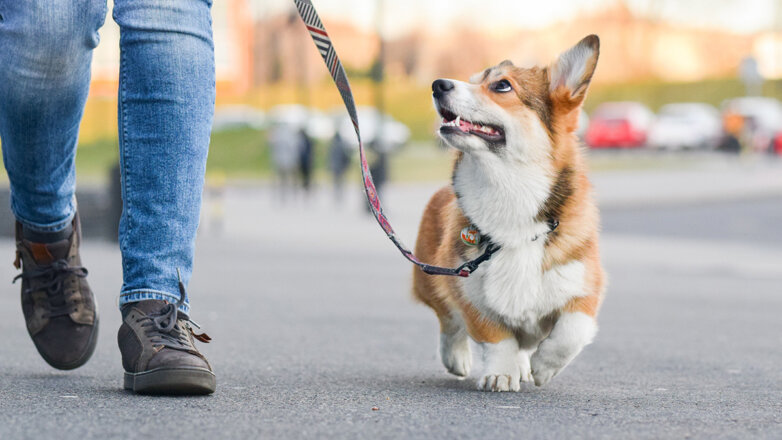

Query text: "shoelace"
[13, 259, 88, 318]
[140, 306, 193, 350]
[135, 269, 211, 350]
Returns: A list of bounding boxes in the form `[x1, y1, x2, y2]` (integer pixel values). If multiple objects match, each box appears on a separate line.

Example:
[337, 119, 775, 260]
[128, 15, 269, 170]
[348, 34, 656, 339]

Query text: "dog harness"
[293, 0, 557, 277]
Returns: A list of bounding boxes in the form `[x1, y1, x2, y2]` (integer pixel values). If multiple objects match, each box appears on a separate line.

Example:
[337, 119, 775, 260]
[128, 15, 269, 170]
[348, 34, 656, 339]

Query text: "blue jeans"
[0, 0, 215, 314]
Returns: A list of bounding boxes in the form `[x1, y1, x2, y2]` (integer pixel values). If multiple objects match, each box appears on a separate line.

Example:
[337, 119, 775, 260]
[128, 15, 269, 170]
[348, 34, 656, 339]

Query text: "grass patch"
[388, 142, 453, 182]
[74, 137, 120, 180]
[206, 128, 271, 178]
[72, 128, 273, 181]
[65, 127, 713, 183]
[68, 128, 454, 183]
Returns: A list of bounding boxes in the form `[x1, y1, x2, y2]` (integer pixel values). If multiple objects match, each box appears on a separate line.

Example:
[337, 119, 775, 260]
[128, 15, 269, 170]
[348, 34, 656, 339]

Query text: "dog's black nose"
[432, 79, 454, 97]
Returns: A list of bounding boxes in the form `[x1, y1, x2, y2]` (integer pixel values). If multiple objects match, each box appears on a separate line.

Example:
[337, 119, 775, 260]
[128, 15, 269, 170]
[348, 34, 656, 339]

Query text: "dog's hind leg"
[412, 186, 477, 377]
[412, 278, 472, 378]
[530, 311, 597, 386]
[438, 309, 472, 378]
[530, 273, 602, 386]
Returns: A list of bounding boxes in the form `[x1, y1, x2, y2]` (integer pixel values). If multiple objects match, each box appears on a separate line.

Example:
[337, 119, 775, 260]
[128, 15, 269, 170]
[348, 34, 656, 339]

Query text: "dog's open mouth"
[438, 108, 505, 143]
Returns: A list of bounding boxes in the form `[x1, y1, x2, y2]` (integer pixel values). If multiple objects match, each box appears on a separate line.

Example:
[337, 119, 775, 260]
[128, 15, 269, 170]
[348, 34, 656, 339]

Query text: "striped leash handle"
[293, 0, 494, 277]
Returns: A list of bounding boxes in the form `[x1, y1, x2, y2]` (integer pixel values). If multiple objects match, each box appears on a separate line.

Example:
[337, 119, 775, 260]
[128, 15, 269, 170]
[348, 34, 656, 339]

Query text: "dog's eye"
[492, 79, 512, 93]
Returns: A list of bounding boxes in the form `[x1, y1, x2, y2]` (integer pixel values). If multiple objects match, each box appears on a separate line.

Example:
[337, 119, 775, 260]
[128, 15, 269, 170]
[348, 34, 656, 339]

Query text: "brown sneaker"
[118, 277, 215, 395]
[13, 213, 99, 370]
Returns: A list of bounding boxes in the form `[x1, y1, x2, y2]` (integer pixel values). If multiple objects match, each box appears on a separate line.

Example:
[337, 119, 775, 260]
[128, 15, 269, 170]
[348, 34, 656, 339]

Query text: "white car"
[335, 106, 410, 153]
[212, 105, 265, 132]
[267, 104, 335, 141]
[648, 103, 721, 150]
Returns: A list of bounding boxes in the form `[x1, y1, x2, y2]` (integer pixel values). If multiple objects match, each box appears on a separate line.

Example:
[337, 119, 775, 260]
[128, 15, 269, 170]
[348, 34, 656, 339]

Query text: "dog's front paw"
[477, 373, 520, 392]
[477, 353, 530, 391]
[476, 339, 523, 392]
[440, 332, 472, 377]
[530, 353, 560, 387]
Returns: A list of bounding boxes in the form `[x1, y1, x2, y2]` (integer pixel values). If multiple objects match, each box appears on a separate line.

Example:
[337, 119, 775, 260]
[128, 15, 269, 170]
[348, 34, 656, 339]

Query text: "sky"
[252, 0, 782, 38]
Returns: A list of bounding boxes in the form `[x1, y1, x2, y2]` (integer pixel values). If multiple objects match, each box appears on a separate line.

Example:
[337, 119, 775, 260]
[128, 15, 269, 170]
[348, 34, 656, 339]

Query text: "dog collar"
[461, 219, 559, 247]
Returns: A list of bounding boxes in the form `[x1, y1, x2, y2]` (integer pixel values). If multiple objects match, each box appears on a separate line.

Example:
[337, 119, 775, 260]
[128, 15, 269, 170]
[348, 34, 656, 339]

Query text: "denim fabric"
[0, 0, 106, 232]
[0, 0, 215, 314]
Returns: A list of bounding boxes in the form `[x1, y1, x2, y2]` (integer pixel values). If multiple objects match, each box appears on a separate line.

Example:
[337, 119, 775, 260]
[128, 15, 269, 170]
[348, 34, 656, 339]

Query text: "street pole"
[371, 0, 388, 196]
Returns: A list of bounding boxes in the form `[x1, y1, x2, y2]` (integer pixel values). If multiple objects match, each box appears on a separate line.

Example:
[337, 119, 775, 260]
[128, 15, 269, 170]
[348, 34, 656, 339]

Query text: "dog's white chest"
[462, 245, 586, 334]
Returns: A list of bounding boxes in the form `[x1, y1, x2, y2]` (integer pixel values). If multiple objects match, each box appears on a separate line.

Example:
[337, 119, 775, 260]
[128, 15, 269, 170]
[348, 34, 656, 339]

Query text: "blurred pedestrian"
[719, 111, 743, 154]
[369, 152, 388, 198]
[328, 132, 351, 202]
[269, 123, 299, 201]
[0, 0, 215, 394]
[368, 136, 389, 207]
[297, 127, 315, 192]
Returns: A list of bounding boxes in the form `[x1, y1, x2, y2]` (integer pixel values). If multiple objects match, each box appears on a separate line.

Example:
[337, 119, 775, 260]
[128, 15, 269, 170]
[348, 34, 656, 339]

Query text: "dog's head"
[433, 35, 599, 163]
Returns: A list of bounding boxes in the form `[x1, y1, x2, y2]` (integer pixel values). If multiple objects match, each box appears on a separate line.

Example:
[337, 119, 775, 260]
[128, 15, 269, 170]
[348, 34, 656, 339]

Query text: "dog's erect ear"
[549, 35, 600, 102]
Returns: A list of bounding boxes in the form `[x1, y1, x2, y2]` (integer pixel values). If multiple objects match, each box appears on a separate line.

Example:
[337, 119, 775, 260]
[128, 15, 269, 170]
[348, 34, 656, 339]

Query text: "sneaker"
[14, 213, 99, 370]
[118, 275, 215, 395]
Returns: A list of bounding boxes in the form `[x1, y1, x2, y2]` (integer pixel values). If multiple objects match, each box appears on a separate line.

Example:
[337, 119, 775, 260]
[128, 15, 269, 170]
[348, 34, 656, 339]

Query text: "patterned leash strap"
[293, 0, 498, 277]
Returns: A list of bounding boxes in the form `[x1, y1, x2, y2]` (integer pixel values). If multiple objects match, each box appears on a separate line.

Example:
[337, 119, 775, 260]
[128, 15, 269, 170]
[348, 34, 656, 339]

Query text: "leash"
[293, 0, 504, 277]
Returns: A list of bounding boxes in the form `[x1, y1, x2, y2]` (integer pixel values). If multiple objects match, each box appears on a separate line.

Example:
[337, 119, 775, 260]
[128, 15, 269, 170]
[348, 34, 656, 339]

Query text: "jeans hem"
[12, 204, 76, 233]
[119, 289, 190, 314]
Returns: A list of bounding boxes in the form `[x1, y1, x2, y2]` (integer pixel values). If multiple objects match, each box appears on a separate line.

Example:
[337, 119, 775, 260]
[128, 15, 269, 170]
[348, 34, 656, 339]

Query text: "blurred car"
[771, 133, 782, 155]
[335, 106, 410, 153]
[647, 103, 721, 150]
[585, 102, 654, 148]
[721, 97, 782, 153]
[267, 104, 335, 141]
[212, 105, 265, 132]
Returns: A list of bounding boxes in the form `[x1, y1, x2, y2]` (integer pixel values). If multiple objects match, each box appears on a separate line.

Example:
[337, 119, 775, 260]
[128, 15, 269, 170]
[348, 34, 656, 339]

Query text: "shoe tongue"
[27, 239, 70, 264]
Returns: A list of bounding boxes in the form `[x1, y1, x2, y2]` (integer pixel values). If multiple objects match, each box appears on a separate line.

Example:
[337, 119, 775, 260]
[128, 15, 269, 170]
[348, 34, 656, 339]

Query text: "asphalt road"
[602, 195, 782, 247]
[0, 190, 780, 439]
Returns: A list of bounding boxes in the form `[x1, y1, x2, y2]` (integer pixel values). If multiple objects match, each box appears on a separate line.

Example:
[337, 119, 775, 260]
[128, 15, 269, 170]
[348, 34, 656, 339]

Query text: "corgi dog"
[412, 35, 605, 391]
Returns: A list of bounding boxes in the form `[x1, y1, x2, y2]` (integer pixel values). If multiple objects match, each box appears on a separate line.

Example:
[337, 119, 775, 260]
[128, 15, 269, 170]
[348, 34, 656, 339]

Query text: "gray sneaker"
[14, 213, 99, 370]
[118, 278, 215, 395]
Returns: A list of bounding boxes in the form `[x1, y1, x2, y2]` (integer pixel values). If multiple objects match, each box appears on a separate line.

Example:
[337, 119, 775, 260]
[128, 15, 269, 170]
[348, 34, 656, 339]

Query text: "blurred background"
[54, 0, 782, 187]
[0, 0, 781, 242]
[0, 0, 771, 239]
[15, 0, 776, 239]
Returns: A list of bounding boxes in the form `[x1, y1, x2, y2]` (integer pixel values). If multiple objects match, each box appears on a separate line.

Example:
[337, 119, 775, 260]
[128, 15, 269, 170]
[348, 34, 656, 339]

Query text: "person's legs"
[113, 0, 214, 315]
[0, 0, 106, 370]
[0, 0, 106, 231]
[112, 0, 216, 394]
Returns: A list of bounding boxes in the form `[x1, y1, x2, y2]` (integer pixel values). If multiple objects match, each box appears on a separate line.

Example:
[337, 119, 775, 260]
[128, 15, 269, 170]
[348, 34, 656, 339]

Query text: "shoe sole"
[35, 313, 100, 371]
[124, 367, 216, 395]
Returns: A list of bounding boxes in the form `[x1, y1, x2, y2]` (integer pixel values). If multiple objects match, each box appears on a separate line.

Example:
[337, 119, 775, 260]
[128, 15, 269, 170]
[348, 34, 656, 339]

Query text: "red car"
[585, 102, 654, 148]
[772, 133, 782, 155]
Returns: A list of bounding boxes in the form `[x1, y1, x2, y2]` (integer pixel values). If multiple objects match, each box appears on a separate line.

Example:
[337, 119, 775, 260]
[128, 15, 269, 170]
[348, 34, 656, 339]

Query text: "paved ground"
[1, 166, 781, 439]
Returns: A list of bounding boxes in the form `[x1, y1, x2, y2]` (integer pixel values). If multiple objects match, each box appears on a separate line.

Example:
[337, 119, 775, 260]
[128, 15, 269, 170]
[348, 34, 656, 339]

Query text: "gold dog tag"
[460, 225, 481, 246]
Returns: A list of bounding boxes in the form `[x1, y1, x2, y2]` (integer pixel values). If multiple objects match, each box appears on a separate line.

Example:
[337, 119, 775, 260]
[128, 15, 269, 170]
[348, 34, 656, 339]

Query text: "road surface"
[0, 185, 780, 439]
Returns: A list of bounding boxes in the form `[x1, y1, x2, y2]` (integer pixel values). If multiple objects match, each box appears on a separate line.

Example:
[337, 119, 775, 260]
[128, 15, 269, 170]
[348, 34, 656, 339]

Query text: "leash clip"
[455, 243, 500, 277]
